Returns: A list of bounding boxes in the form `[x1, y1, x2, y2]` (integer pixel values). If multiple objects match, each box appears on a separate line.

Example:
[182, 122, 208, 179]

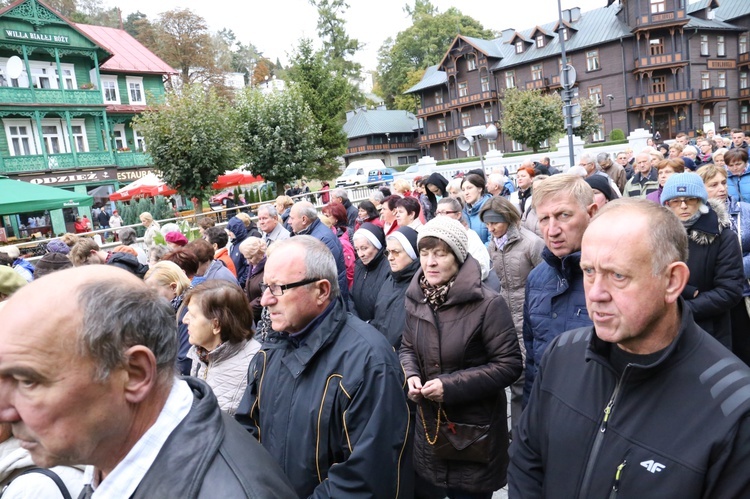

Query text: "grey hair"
[150, 245, 169, 263]
[596, 152, 611, 164]
[593, 198, 688, 276]
[269, 236, 339, 300]
[257, 203, 278, 218]
[370, 191, 384, 203]
[579, 154, 596, 166]
[331, 188, 349, 201]
[77, 280, 177, 382]
[119, 227, 138, 246]
[294, 201, 319, 221]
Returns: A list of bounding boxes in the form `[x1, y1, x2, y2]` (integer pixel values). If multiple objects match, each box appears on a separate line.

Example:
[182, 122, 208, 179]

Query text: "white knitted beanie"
[417, 216, 468, 263]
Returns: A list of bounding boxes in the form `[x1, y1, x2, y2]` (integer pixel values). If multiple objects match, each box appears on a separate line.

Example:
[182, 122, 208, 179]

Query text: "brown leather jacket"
[400, 256, 522, 493]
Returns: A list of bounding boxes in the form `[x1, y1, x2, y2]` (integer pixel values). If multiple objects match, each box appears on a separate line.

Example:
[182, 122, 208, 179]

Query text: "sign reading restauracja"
[5, 29, 69, 44]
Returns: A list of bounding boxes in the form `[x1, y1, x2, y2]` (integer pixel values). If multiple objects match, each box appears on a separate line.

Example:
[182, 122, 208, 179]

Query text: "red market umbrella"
[109, 172, 175, 201]
[211, 170, 263, 190]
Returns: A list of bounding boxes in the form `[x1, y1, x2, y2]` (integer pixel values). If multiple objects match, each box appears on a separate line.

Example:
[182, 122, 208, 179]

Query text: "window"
[434, 91, 443, 105]
[649, 38, 664, 56]
[702, 107, 712, 123]
[484, 107, 493, 123]
[586, 50, 600, 71]
[461, 112, 472, 127]
[718, 71, 726, 88]
[589, 85, 603, 106]
[701, 72, 710, 90]
[717, 36, 725, 57]
[101, 76, 120, 104]
[4, 120, 36, 156]
[741, 105, 749, 125]
[650, 0, 665, 13]
[487, 140, 496, 151]
[132, 128, 147, 152]
[652, 76, 666, 94]
[441, 143, 449, 160]
[480, 75, 490, 92]
[55, 68, 75, 90]
[719, 106, 727, 127]
[532, 64, 543, 81]
[592, 123, 605, 142]
[505, 71, 516, 89]
[68, 120, 88, 153]
[41, 122, 63, 154]
[458, 81, 468, 97]
[536, 35, 545, 48]
[113, 124, 128, 150]
[741, 71, 748, 90]
[701, 35, 709, 56]
[437, 118, 446, 133]
[512, 140, 523, 152]
[741, 33, 749, 54]
[466, 55, 477, 71]
[515, 41, 524, 54]
[31, 67, 52, 89]
[126, 76, 145, 105]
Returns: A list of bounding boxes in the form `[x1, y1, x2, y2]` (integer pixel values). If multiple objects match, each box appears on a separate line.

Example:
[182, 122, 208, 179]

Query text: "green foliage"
[574, 98, 603, 140]
[309, 0, 362, 83]
[376, 0, 495, 109]
[287, 39, 351, 181]
[501, 88, 564, 153]
[133, 84, 240, 208]
[115, 196, 174, 236]
[235, 87, 324, 186]
[610, 128, 625, 141]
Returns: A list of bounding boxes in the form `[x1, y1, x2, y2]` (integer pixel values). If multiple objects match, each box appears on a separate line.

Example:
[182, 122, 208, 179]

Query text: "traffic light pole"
[558, 0, 575, 169]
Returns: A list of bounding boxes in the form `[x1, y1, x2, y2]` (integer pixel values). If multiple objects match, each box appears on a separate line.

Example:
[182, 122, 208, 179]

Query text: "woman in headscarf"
[400, 217, 522, 499]
[350, 223, 390, 322]
[661, 173, 744, 349]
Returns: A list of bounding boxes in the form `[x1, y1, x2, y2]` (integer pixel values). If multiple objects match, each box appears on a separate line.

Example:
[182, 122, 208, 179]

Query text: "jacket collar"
[541, 247, 582, 280]
[392, 258, 421, 283]
[405, 255, 484, 308]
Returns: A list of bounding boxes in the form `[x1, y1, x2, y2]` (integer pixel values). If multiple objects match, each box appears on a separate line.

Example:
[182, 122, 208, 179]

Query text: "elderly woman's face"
[658, 166, 676, 187]
[486, 221, 509, 239]
[353, 237, 378, 265]
[395, 206, 415, 226]
[386, 239, 413, 272]
[704, 174, 728, 202]
[420, 243, 459, 287]
[714, 154, 725, 167]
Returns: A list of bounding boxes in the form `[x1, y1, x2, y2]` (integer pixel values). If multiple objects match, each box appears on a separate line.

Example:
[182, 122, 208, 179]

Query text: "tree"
[376, 0, 494, 109]
[501, 88, 564, 153]
[287, 38, 350, 181]
[154, 9, 215, 86]
[309, 0, 362, 80]
[133, 85, 239, 212]
[235, 87, 325, 186]
[573, 97, 603, 141]
[392, 67, 425, 113]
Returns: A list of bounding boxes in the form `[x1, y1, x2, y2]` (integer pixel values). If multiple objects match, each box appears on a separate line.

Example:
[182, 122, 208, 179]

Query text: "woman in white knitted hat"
[399, 216, 522, 499]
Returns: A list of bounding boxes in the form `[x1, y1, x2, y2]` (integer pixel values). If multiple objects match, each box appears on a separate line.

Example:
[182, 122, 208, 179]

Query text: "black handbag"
[419, 404, 492, 464]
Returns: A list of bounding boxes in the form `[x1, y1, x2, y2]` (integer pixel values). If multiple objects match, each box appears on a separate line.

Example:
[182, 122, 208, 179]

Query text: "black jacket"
[351, 248, 390, 322]
[682, 201, 744, 348]
[107, 252, 148, 279]
[343, 198, 358, 229]
[134, 377, 296, 498]
[236, 297, 413, 498]
[508, 304, 750, 498]
[227, 217, 249, 288]
[370, 258, 421, 349]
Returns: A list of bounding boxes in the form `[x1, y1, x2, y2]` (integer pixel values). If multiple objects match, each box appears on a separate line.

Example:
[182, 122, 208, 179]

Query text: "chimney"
[501, 28, 516, 41]
[570, 7, 581, 22]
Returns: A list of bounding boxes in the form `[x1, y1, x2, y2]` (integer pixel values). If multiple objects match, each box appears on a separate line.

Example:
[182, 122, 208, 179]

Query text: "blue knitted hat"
[660, 172, 708, 205]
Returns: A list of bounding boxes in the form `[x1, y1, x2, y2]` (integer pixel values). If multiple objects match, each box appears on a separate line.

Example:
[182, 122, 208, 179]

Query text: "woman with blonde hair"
[144, 260, 192, 374]
[139, 211, 161, 250]
[392, 178, 414, 197]
[275, 195, 294, 231]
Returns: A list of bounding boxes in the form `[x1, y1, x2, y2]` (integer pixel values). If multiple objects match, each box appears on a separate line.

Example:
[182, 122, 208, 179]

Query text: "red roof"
[75, 24, 176, 75]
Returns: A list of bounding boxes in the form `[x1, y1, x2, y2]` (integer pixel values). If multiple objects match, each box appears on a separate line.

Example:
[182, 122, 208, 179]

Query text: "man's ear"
[121, 346, 158, 404]
[664, 261, 690, 303]
[587, 202, 599, 219]
[316, 279, 332, 305]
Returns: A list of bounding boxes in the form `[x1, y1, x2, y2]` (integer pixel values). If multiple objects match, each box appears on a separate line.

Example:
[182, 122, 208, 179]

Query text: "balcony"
[741, 87, 750, 99]
[114, 151, 152, 168]
[633, 53, 686, 71]
[549, 74, 562, 89]
[740, 53, 750, 68]
[452, 90, 498, 106]
[699, 87, 729, 103]
[417, 101, 451, 118]
[633, 9, 687, 31]
[0, 151, 114, 173]
[0, 87, 103, 106]
[524, 78, 549, 91]
[628, 89, 694, 110]
[345, 142, 418, 155]
[418, 129, 461, 146]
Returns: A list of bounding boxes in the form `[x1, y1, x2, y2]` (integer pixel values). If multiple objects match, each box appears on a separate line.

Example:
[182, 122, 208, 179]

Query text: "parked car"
[335, 159, 391, 187]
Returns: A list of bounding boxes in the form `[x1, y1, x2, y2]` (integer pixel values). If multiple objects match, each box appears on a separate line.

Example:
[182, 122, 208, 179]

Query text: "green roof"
[343, 108, 418, 139]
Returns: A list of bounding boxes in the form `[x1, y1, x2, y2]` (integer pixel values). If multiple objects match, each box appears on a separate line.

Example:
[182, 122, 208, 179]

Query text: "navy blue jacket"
[227, 217, 249, 288]
[522, 248, 591, 405]
[303, 217, 349, 301]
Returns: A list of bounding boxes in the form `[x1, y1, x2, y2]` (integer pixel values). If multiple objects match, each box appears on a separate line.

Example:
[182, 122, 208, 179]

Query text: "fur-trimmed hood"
[687, 198, 731, 246]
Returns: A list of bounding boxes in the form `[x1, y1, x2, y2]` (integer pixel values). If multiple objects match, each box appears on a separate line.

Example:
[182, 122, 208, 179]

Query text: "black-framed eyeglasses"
[260, 278, 320, 296]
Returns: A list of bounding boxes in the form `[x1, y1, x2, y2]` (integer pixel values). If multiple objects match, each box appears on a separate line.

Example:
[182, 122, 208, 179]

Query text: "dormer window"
[515, 40, 524, 54]
[536, 35, 545, 48]
[467, 55, 477, 71]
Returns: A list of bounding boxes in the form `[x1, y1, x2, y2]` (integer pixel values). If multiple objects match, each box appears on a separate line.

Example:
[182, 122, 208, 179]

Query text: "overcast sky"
[108, 0, 606, 71]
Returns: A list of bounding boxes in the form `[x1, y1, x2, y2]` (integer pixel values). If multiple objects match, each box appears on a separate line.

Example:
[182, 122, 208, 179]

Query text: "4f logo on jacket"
[640, 460, 666, 473]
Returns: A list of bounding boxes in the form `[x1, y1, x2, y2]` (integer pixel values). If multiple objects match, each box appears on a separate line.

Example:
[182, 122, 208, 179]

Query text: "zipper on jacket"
[607, 459, 627, 499]
[578, 366, 629, 499]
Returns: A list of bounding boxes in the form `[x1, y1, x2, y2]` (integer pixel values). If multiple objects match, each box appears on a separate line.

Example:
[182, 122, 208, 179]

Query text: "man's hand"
[421, 378, 444, 402]
[407, 376, 423, 402]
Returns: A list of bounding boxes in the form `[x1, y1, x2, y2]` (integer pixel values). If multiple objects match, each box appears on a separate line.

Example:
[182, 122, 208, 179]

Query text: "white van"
[335, 159, 390, 187]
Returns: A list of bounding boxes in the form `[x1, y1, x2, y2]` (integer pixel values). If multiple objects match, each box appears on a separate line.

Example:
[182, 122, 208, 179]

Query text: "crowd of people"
[1, 130, 750, 498]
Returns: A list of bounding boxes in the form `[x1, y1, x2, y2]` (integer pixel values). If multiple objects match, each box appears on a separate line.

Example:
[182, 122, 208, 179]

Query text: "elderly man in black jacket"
[509, 199, 750, 498]
[236, 236, 413, 498]
[0, 266, 295, 498]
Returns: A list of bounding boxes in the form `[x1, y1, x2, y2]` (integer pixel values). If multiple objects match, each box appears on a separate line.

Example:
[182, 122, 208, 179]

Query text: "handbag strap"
[7, 468, 72, 499]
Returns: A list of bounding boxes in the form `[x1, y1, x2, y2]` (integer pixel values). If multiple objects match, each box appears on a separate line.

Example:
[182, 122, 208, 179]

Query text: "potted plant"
[79, 82, 94, 90]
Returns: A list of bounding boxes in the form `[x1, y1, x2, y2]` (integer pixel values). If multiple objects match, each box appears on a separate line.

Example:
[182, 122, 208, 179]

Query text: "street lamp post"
[607, 94, 615, 140]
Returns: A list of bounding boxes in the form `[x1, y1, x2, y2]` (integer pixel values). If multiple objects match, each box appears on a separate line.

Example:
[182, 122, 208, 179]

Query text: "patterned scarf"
[419, 273, 456, 309]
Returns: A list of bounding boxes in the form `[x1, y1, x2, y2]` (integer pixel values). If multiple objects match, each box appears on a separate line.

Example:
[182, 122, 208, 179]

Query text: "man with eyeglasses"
[235, 236, 412, 498]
